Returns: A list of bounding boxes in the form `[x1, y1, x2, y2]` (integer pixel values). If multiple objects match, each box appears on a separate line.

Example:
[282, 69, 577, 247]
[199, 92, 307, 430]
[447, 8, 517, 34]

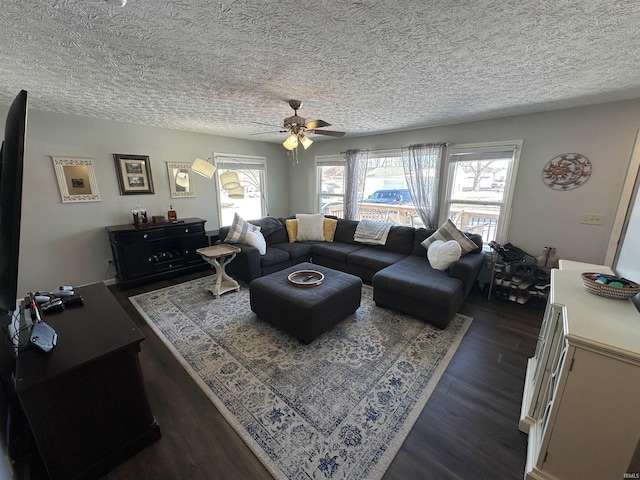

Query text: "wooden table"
[12, 283, 160, 480]
[196, 244, 242, 298]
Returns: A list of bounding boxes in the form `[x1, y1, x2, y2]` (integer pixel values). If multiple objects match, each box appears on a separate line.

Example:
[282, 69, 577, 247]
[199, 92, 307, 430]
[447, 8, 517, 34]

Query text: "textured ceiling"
[2, 0, 640, 143]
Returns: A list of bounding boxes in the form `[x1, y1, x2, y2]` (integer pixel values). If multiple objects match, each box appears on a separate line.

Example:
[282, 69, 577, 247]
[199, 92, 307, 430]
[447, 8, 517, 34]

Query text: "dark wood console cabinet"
[107, 217, 209, 287]
[5, 283, 161, 479]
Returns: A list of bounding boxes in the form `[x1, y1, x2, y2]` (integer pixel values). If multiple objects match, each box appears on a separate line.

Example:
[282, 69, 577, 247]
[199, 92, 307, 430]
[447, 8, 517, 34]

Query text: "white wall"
[0, 108, 289, 295]
[291, 99, 640, 266]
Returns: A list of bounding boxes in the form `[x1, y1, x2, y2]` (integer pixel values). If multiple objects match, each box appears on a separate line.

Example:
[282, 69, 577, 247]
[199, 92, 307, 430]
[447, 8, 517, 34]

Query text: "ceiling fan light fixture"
[283, 133, 298, 150]
[220, 171, 241, 190]
[299, 134, 313, 149]
[191, 157, 216, 179]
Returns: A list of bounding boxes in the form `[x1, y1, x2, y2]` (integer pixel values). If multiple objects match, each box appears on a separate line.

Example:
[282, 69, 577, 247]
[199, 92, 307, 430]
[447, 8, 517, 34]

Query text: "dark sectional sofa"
[218, 216, 484, 328]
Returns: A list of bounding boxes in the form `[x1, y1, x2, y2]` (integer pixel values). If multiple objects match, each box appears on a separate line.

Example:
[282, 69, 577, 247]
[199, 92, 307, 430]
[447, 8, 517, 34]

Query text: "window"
[441, 141, 521, 243]
[317, 156, 345, 217]
[317, 151, 426, 225]
[214, 153, 267, 226]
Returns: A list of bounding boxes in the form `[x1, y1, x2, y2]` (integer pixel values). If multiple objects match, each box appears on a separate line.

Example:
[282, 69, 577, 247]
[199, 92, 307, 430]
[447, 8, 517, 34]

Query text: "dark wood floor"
[6, 272, 544, 479]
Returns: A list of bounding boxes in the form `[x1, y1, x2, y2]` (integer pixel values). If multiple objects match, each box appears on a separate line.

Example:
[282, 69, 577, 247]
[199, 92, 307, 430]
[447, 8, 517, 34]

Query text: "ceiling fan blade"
[309, 129, 345, 137]
[251, 121, 282, 128]
[304, 119, 331, 130]
[249, 130, 286, 135]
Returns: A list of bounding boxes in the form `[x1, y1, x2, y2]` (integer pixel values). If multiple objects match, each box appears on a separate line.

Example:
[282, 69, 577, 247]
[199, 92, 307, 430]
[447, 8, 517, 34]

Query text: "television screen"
[0, 90, 27, 326]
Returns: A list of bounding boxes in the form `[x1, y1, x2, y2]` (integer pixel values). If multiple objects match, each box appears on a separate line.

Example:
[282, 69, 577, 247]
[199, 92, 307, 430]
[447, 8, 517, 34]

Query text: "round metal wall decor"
[542, 153, 591, 191]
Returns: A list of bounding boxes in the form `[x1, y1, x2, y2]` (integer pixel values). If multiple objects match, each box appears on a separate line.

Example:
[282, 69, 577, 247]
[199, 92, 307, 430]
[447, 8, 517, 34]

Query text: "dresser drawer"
[165, 223, 205, 237]
[113, 229, 165, 244]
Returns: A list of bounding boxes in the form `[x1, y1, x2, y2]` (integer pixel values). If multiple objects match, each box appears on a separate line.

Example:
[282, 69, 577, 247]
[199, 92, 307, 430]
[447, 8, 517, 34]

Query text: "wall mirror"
[167, 162, 195, 198]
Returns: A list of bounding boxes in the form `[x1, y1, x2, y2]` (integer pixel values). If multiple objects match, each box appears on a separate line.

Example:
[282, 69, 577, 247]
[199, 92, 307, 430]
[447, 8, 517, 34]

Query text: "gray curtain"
[402, 142, 446, 229]
[344, 149, 369, 220]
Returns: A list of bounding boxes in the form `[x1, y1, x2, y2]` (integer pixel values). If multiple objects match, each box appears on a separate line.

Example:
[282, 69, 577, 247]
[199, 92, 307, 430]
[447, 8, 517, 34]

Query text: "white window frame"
[316, 155, 345, 212]
[440, 140, 522, 244]
[213, 153, 268, 225]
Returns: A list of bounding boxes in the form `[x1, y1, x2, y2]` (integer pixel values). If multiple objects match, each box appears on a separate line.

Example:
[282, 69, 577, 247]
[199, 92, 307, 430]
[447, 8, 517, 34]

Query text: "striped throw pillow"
[224, 212, 260, 244]
[421, 219, 478, 255]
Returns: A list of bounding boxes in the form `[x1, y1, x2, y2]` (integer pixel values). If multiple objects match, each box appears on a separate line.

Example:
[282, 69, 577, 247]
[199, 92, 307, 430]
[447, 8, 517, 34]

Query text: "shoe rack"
[487, 252, 551, 306]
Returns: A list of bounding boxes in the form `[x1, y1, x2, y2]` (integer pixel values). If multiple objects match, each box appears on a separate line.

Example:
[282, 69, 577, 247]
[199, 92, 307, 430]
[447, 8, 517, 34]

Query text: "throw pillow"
[323, 218, 338, 242]
[245, 230, 266, 255]
[427, 240, 462, 271]
[224, 212, 260, 244]
[285, 219, 298, 243]
[296, 213, 325, 241]
[421, 219, 478, 255]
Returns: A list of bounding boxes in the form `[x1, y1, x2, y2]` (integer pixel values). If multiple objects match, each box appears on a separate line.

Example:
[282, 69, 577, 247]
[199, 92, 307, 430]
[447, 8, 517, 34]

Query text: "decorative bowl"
[580, 272, 640, 300]
[288, 270, 324, 288]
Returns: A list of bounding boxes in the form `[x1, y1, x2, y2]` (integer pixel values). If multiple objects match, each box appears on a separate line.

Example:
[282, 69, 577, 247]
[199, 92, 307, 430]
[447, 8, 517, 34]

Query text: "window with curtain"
[316, 155, 346, 217]
[441, 141, 522, 243]
[214, 153, 267, 226]
[317, 150, 431, 224]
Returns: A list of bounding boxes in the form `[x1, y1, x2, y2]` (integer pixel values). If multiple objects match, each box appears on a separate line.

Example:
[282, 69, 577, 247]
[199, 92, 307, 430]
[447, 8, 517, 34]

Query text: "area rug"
[130, 277, 472, 480]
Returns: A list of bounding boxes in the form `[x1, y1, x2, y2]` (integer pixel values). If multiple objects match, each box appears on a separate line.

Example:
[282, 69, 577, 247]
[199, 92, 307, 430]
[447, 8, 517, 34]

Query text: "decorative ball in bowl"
[580, 272, 640, 300]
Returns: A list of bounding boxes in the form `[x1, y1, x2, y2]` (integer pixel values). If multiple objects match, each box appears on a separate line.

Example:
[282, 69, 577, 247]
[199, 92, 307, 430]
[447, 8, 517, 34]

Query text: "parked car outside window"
[364, 189, 412, 204]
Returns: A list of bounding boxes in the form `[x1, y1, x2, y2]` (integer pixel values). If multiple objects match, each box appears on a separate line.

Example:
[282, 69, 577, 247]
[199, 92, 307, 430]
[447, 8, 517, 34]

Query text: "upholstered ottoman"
[249, 262, 362, 343]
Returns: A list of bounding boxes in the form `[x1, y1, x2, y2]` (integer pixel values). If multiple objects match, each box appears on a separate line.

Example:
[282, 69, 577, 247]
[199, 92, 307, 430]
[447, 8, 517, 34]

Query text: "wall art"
[542, 153, 591, 191]
[167, 162, 195, 198]
[114, 154, 155, 195]
[52, 156, 101, 203]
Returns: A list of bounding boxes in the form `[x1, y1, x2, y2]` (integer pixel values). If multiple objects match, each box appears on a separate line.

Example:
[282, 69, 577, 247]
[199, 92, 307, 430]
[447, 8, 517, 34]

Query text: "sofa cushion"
[245, 231, 267, 255]
[324, 218, 338, 242]
[296, 213, 325, 241]
[382, 225, 415, 255]
[421, 219, 478, 254]
[271, 242, 313, 259]
[413, 226, 482, 256]
[427, 240, 462, 271]
[373, 255, 464, 303]
[285, 217, 339, 243]
[311, 241, 365, 262]
[250, 216, 287, 245]
[259, 246, 290, 267]
[333, 218, 360, 244]
[347, 247, 408, 271]
[225, 212, 260, 243]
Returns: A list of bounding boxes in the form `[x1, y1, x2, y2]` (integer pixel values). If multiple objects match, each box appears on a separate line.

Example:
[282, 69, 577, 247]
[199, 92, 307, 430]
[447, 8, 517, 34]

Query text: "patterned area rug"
[130, 277, 472, 480]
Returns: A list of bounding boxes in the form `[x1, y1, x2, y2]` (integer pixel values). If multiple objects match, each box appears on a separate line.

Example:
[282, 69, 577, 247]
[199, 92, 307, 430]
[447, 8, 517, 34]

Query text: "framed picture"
[52, 156, 101, 203]
[167, 162, 195, 198]
[113, 154, 155, 195]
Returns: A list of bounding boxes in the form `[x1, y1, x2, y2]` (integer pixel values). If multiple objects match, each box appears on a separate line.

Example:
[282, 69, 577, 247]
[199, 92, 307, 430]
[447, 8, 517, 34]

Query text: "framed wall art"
[167, 162, 195, 198]
[113, 154, 155, 195]
[52, 156, 101, 203]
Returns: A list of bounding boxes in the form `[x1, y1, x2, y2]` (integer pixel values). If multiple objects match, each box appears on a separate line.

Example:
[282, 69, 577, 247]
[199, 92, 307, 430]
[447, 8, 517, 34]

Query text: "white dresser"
[519, 261, 640, 480]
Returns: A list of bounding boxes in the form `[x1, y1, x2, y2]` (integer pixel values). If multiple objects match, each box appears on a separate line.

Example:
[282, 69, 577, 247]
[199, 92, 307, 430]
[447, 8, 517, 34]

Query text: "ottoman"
[249, 262, 362, 343]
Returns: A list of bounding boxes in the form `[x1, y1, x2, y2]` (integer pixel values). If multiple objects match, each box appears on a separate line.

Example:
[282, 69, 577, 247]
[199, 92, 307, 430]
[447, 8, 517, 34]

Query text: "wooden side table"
[196, 244, 242, 298]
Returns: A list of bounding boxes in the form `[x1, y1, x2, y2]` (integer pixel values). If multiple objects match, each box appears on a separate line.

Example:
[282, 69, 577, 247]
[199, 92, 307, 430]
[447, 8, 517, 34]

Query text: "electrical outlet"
[581, 213, 604, 225]
[106, 259, 114, 268]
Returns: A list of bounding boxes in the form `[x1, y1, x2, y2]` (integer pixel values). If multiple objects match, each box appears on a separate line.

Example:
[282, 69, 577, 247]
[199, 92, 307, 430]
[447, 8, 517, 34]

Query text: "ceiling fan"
[253, 100, 345, 151]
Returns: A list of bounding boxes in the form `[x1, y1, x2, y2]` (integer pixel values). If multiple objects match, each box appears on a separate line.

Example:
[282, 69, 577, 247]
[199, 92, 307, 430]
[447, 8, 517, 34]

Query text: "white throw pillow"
[427, 240, 462, 271]
[245, 230, 266, 255]
[224, 212, 260, 244]
[296, 213, 325, 241]
[421, 218, 478, 255]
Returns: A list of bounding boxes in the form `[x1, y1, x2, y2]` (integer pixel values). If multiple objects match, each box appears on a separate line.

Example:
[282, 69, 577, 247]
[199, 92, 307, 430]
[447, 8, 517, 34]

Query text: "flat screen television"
[0, 90, 27, 327]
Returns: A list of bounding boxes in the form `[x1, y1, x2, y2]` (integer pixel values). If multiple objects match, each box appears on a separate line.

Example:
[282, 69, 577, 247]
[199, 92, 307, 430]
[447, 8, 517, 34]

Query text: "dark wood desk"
[14, 283, 160, 479]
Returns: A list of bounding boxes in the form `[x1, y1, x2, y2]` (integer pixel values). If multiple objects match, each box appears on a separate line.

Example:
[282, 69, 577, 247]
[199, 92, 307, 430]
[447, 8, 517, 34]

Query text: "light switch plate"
[581, 213, 604, 225]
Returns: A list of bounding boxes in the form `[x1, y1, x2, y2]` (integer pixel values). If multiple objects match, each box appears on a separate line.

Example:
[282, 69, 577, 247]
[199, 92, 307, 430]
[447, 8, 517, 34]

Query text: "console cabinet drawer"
[112, 229, 165, 245]
[165, 223, 205, 237]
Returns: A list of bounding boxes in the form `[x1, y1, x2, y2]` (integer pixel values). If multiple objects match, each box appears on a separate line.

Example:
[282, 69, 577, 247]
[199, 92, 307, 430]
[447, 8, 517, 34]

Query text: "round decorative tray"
[288, 270, 324, 288]
[580, 272, 640, 300]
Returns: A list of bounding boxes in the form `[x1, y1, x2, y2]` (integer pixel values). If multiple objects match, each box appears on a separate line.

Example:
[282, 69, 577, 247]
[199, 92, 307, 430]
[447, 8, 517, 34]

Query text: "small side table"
[196, 244, 242, 298]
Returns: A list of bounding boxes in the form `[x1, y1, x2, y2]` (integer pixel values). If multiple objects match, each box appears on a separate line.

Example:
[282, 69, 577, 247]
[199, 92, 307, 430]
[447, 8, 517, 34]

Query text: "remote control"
[56, 286, 74, 291]
[51, 289, 74, 297]
[62, 295, 84, 307]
